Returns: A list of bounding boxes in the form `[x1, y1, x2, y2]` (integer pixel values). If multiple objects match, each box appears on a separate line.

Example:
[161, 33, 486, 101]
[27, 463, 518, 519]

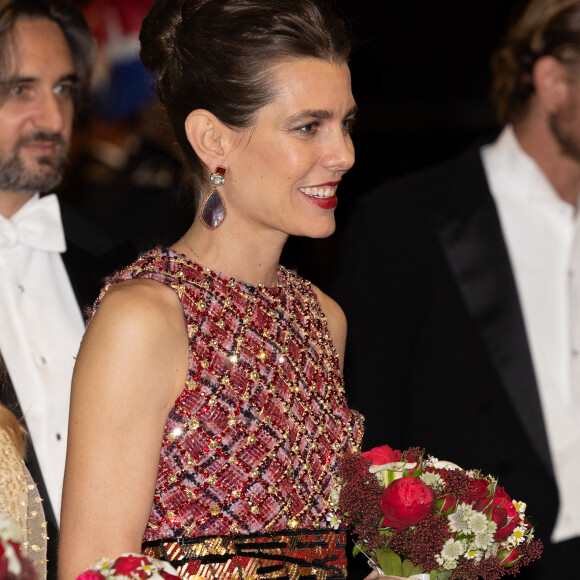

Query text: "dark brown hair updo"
[139, 0, 351, 198]
[491, 0, 580, 125]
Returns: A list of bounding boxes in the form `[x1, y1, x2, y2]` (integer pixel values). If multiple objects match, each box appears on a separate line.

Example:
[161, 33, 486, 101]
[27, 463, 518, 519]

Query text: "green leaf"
[352, 544, 361, 557]
[376, 547, 403, 576]
[402, 559, 424, 577]
[435, 572, 453, 580]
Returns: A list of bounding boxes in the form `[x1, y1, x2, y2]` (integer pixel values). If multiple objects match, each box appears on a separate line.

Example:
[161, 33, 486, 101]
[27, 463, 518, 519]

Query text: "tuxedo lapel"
[59, 201, 135, 313]
[431, 151, 553, 478]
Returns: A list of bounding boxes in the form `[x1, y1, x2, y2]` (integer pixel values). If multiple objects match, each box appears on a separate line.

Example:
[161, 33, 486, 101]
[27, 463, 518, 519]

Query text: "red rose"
[76, 572, 106, 580]
[489, 504, 508, 526]
[380, 477, 435, 530]
[480, 487, 520, 541]
[493, 511, 521, 541]
[361, 444, 401, 466]
[493, 486, 509, 502]
[466, 478, 491, 504]
[498, 547, 522, 567]
[487, 486, 510, 510]
[436, 493, 457, 515]
[111, 555, 152, 578]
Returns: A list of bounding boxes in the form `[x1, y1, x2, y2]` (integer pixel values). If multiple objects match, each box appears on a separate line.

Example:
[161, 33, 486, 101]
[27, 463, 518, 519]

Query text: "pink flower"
[380, 477, 435, 530]
[361, 444, 401, 466]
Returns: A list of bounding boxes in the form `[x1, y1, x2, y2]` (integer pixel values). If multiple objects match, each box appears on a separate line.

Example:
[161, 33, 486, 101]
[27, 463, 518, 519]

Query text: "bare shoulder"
[76, 278, 188, 406]
[88, 279, 185, 342]
[97, 278, 183, 321]
[311, 284, 347, 368]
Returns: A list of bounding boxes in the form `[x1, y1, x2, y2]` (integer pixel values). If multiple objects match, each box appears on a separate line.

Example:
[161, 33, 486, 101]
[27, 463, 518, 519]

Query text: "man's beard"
[548, 101, 580, 163]
[0, 131, 68, 193]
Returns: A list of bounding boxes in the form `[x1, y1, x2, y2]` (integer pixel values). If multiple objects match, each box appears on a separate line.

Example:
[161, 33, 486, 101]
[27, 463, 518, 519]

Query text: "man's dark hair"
[0, 0, 94, 112]
[491, 0, 580, 124]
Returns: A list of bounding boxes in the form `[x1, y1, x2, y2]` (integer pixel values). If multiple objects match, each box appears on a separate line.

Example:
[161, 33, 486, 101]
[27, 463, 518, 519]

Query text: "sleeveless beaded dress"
[95, 249, 364, 579]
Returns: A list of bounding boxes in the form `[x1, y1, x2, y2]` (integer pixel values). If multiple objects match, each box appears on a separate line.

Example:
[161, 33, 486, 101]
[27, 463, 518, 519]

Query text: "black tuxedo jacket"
[334, 145, 580, 577]
[0, 200, 134, 579]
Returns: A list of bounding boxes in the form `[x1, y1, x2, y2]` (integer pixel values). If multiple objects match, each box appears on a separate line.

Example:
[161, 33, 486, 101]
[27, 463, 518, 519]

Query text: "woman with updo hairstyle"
[58, 0, 401, 579]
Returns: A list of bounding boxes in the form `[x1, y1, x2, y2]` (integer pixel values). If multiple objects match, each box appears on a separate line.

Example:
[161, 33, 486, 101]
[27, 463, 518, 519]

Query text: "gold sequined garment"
[143, 528, 349, 579]
[96, 248, 363, 545]
[0, 427, 47, 577]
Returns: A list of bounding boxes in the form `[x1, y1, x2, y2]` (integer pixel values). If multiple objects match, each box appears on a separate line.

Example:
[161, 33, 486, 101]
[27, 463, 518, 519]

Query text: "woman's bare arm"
[58, 279, 189, 580]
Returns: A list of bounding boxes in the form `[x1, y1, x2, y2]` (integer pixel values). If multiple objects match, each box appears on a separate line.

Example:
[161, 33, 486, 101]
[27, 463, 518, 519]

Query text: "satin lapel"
[60, 201, 136, 313]
[432, 155, 553, 477]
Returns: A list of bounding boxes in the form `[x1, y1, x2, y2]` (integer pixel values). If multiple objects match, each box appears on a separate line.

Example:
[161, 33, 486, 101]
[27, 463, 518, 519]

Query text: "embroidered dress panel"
[0, 428, 48, 578]
[94, 249, 363, 542]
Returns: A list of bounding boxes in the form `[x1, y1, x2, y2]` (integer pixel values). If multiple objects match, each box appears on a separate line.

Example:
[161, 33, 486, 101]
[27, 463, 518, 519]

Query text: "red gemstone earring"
[199, 166, 227, 229]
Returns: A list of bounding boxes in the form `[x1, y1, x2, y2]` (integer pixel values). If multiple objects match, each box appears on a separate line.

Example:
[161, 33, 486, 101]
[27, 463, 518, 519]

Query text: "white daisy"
[513, 500, 527, 515]
[325, 512, 341, 530]
[464, 546, 483, 562]
[507, 524, 528, 546]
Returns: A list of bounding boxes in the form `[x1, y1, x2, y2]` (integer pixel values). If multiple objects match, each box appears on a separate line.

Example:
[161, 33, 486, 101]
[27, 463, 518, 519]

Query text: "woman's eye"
[296, 122, 318, 134]
[342, 117, 357, 133]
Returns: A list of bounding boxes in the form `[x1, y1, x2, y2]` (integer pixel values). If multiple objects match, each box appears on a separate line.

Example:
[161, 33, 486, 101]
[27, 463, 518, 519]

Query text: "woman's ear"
[184, 110, 233, 169]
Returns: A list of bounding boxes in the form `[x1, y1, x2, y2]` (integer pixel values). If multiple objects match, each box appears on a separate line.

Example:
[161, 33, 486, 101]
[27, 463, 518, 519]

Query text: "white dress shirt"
[481, 126, 580, 542]
[0, 193, 85, 524]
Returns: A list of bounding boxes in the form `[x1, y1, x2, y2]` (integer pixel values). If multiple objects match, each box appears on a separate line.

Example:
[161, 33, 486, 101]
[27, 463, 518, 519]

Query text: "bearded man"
[0, 2, 132, 577]
[336, 0, 580, 577]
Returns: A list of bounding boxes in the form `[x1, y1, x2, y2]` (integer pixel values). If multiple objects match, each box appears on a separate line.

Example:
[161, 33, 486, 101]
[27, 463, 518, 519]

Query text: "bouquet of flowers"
[76, 554, 181, 580]
[0, 515, 38, 580]
[336, 444, 543, 579]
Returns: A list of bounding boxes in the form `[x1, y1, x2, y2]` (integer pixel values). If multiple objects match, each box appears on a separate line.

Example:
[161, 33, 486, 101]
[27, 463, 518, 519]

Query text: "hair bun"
[139, 0, 187, 76]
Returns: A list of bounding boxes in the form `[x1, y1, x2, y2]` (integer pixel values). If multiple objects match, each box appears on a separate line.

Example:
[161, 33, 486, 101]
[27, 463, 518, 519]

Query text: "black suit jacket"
[0, 200, 134, 579]
[334, 145, 580, 577]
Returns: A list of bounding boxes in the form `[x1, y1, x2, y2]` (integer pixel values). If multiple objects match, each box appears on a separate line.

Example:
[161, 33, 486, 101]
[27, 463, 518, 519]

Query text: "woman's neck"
[176, 220, 287, 287]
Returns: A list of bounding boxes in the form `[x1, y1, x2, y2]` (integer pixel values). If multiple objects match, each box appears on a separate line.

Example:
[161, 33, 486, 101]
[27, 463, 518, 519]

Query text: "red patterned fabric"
[95, 249, 363, 544]
[142, 529, 348, 579]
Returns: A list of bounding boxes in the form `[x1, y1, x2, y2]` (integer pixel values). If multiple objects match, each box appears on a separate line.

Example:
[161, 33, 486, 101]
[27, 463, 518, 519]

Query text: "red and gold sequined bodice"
[99, 248, 363, 542]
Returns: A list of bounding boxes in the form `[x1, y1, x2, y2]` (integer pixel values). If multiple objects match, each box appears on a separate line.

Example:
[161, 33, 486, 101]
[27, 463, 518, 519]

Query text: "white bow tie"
[0, 194, 66, 252]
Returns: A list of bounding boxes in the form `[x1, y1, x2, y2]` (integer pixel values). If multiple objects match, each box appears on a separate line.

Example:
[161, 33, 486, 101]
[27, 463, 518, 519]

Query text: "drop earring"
[199, 166, 227, 229]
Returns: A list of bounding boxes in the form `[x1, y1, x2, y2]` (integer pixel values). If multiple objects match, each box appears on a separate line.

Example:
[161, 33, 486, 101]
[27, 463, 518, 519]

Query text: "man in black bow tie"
[335, 0, 580, 577]
[0, 1, 132, 577]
